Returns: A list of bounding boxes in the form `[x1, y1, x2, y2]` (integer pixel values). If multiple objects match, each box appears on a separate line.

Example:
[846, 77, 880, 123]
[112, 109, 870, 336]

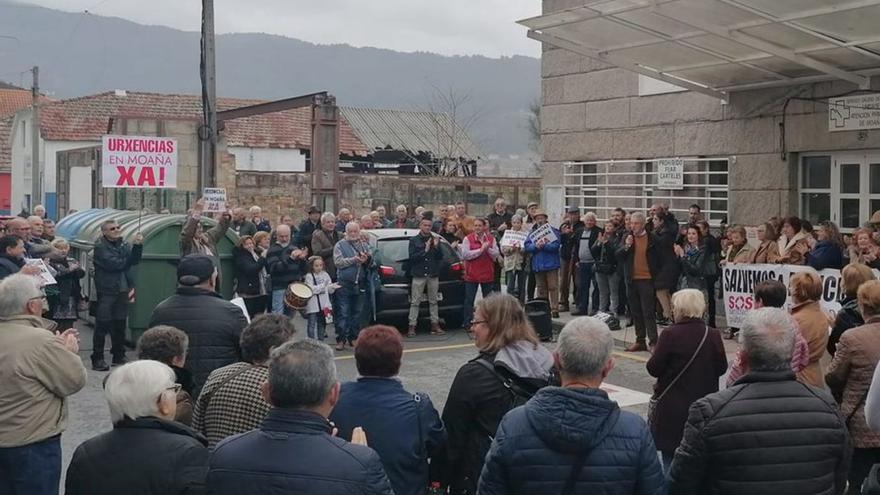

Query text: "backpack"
[474, 358, 555, 410]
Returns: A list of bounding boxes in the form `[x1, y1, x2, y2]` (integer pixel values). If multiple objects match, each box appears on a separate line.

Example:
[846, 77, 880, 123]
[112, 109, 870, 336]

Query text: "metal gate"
[563, 158, 729, 225]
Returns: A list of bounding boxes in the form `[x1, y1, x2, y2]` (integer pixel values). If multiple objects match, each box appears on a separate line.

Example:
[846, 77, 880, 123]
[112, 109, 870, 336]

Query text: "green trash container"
[58, 209, 239, 342]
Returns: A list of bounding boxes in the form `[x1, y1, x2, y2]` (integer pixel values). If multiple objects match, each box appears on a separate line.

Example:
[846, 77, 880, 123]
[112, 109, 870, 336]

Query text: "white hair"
[631, 212, 646, 223]
[345, 221, 361, 233]
[396, 204, 407, 213]
[0, 274, 42, 317]
[583, 212, 598, 221]
[672, 289, 706, 322]
[104, 360, 176, 423]
[557, 317, 614, 378]
[249, 206, 261, 214]
[320, 212, 336, 223]
[740, 307, 796, 372]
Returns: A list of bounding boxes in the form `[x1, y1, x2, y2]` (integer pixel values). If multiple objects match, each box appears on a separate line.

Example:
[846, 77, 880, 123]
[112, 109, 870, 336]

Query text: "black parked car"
[366, 229, 465, 330]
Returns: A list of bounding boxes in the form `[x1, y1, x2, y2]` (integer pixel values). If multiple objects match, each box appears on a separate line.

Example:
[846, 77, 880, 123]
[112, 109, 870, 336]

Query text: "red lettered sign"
[102, 135, 178, 188]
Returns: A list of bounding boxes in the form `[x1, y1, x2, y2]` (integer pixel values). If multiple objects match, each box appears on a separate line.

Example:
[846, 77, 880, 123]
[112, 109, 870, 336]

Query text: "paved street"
[61, 314, 739, 489]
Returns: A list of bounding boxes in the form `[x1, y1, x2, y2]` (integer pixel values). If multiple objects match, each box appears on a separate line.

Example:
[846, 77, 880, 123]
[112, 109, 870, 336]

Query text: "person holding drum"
[333, 222, 373, 351]
[267, 224, 308, 318]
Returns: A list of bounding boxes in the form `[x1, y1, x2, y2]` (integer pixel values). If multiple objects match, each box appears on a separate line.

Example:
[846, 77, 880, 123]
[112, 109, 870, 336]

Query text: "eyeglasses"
[28, 295, 47, 303]
[166, 383, 182, 394]
[107, 226, 120, 231]
[467, 320, 487, 331]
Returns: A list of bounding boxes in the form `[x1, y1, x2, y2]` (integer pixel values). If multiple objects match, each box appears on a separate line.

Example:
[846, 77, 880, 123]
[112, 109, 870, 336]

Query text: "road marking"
[601, 383, 652, 407]
[335, 343, 651, 363]
[334, 342, 475, 361]
[613, 351, 649, 363]
[334, 341, 651, 406]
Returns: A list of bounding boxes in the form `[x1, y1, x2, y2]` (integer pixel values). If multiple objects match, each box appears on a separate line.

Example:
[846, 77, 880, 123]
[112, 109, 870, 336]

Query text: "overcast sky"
[22, 0, 542, 58]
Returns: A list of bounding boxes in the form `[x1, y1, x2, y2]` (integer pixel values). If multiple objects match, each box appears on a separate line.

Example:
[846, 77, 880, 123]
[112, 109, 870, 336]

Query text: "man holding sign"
[524, 210, 562, 318]
[180, 198, 231, 272]
[92, 220, 143, 371]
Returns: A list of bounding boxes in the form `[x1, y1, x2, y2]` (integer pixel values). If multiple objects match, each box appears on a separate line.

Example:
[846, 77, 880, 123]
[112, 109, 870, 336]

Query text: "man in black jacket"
[487, 198, 512, 292]
[92, 220, 143, 371]
[616, 212, 660, 352]
[207, 340, 394, 495]
[559, 206, 589, 314]
[407, 218, 446, 337]
[267, 224, 307, 317]
[294, 206, 322, 252]
[65, 360, 209, 495]
[149, 255, 248, 397]
[0, 235, 40, 280]
[669, 307, 851, 495]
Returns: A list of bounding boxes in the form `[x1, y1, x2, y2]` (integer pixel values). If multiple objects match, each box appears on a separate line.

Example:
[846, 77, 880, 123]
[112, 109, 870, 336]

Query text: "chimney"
[114, 89, 127, 97]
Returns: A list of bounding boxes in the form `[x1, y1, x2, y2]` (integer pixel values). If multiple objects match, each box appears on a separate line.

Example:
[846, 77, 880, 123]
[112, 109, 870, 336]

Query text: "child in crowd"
[304, 256, 339, 340]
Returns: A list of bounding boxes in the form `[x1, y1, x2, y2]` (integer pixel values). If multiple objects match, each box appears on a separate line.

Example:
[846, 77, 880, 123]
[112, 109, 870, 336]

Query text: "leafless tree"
[421, 84, 484, 177]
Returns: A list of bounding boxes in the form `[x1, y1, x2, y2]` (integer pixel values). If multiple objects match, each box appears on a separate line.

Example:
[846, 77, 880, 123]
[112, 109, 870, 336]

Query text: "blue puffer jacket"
[523, 225, 562, 273]
[478, 387, 666, 495]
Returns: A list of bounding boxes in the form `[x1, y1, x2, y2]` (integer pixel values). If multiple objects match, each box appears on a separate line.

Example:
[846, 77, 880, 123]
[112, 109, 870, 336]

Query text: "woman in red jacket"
[460, 218, 501, 330]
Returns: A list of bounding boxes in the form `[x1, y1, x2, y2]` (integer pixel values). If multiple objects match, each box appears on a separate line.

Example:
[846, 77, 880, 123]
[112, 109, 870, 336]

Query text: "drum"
[284, 282, 313, 310]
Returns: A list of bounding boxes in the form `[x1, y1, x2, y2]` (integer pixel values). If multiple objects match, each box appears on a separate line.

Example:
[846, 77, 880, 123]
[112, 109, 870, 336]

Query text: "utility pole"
[199, 0, 217, 191]
[30, 66, 40, 211]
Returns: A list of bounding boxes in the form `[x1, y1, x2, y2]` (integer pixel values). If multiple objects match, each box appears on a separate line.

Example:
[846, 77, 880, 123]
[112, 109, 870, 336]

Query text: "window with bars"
[563, 158, 729, 224]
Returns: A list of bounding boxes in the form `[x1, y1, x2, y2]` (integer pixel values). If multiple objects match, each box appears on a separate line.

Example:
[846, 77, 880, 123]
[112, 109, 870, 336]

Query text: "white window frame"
[563, 157, 729, 224]
[799, 151, 880, 232]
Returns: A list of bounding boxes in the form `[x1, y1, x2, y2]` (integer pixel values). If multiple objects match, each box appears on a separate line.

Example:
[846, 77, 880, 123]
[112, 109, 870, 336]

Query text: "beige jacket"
[791, 301, 831, 389]
[0, 315, 87, 447]
[826, 320, 880, 448]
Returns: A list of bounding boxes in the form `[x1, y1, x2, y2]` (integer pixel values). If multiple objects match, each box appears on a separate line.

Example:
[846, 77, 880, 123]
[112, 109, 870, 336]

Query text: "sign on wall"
[828, 94, 880, 132]
[102, 135, 177, 188]
[656, 158, 684, 190]
[722, 263, 880, 327]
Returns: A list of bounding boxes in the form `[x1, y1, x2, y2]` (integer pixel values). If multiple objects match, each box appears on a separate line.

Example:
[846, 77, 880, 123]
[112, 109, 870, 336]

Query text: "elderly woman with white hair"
[646, 289, 727, 472]
[65, 360, 209, 495]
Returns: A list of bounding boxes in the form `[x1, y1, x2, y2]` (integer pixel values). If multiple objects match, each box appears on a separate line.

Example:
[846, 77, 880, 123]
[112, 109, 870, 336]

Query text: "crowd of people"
[5, 197, 880, 495]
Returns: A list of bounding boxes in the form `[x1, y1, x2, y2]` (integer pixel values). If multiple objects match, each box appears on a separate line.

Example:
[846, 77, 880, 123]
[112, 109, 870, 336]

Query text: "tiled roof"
[0, 88, 51, 118]
[0, 117, 12, 169]
[340, 106, 480, 160]
[36, 91, 368, 155]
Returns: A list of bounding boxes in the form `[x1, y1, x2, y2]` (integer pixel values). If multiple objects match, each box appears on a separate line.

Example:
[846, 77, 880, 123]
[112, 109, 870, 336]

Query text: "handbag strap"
[655, 325, 709, 403]
[846, 389, 870, 427]
[311, 273, 323, 312]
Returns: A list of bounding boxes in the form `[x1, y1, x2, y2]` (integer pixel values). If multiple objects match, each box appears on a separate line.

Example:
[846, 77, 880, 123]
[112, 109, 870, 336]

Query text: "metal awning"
[518, 0, 880, 101]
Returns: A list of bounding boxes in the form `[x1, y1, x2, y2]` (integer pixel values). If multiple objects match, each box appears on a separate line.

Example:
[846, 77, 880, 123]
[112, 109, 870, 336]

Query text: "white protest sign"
[530, 223, 558, 245]
[102, 135, 177, 188]
[500, 230, 528, 248]
[657, 158, 684, 190]
[721, 263, 880, 328]
[26, 259, 56, 286]
[745, 226, 760, 248]
[203, 188, 227, 213]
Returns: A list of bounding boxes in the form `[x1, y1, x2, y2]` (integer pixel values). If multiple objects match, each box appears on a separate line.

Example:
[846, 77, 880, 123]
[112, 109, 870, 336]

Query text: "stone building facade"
[538, 0, 880, 230]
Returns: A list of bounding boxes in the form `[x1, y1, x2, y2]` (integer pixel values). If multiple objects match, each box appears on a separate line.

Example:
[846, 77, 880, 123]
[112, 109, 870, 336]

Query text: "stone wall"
[228, 169, 542, 223]
[539, 0, 880, 225]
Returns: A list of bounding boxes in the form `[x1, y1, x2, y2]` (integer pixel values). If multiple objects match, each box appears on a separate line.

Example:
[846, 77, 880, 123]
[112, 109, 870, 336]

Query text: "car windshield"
[376, 237, 458, 274]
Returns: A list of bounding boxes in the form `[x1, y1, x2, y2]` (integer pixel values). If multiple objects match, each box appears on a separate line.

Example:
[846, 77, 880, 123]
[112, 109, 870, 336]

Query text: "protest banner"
[530, 223, 558, 245]
[102, 135, 178, 188]
[26, 259, 56, 286]
[721, 263, 880, 327]
[203, 188, 227, 213]
[500, 230, 527, 248]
